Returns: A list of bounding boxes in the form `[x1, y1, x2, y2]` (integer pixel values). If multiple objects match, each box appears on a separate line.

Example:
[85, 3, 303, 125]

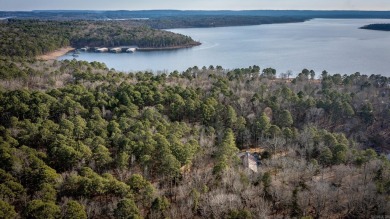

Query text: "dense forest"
[361, 23, 390, 31]
[0, 19, 200, 58]
[0, 54, 389, 218]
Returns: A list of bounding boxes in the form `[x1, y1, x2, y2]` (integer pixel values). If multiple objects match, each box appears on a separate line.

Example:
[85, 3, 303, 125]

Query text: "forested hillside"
[0, 56, 389, 218]
[0, 20, 200, 58]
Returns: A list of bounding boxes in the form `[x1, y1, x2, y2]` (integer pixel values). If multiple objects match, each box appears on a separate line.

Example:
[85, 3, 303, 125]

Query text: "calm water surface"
[58, 19, 390, 76]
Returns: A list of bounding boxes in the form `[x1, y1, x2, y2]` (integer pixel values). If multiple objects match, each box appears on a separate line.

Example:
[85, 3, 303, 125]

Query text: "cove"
[58, 19, 390, 76]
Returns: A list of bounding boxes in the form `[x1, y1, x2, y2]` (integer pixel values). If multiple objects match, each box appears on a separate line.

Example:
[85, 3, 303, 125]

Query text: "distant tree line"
[2, 10, 390, 21]
[141, 16, 306, 29]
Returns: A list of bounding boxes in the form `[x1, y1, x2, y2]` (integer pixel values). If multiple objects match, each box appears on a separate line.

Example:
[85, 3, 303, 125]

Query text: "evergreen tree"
[114, 198, 142, 219]
[0, 200, 17, 219]
[63, 200, 87, 219]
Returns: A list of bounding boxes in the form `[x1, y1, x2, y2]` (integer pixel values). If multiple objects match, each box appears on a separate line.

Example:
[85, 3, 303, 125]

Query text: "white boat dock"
[96, 47, 109, 52]
[126, 48, 136, 53]
[110, 47, 122, 53]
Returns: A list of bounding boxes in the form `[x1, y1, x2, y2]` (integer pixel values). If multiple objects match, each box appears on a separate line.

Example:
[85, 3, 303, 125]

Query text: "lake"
[58, 19, 390, 76]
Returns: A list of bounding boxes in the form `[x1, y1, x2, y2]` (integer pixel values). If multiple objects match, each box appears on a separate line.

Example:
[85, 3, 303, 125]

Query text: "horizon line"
[1, 9, 390, 12]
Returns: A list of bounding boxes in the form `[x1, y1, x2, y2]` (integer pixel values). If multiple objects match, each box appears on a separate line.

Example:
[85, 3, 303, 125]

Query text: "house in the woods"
[237, 152, 260, 173]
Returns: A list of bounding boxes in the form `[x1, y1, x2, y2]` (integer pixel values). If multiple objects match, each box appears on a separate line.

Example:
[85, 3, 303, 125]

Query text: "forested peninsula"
[140, 16, 306, 29]
[0, 19, 200, 58]
[360, 23, 390, 31]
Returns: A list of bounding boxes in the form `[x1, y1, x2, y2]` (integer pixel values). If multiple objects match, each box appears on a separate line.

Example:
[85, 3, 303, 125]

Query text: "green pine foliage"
[0, 56, 389, 218]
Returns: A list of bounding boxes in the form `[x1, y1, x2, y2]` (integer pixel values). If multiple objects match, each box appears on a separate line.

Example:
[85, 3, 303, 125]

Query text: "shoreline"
[36, 43, 200, 60]
[37, 47, 75, 60]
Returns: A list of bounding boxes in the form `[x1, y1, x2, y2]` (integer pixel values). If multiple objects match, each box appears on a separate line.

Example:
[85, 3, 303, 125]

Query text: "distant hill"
[2, 10, 390, 30]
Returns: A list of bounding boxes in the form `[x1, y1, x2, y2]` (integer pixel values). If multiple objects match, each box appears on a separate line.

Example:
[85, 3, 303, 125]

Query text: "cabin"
[110, 47, 122, 53]
[237, 152, 260, 173]
[96, 47, 108, 53]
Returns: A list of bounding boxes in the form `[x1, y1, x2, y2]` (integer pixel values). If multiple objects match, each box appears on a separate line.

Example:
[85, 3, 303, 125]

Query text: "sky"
[1, 0, 390, 11]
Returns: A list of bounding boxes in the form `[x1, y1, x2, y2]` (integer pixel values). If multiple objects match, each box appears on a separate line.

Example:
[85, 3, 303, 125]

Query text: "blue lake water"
[58, 19, 390, 76]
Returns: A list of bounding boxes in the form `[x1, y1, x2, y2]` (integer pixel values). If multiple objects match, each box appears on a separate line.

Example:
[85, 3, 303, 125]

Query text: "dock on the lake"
[90, 46, 138, 53]
[96, 47, 109, 52]
[110, 47, 122, 53]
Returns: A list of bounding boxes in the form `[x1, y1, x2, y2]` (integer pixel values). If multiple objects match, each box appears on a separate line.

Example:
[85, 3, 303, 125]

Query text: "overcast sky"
[1, 0, 389, 11]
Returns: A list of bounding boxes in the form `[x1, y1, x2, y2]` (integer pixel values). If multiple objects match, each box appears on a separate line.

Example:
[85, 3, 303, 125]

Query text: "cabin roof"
[238, 152, 259, 172]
